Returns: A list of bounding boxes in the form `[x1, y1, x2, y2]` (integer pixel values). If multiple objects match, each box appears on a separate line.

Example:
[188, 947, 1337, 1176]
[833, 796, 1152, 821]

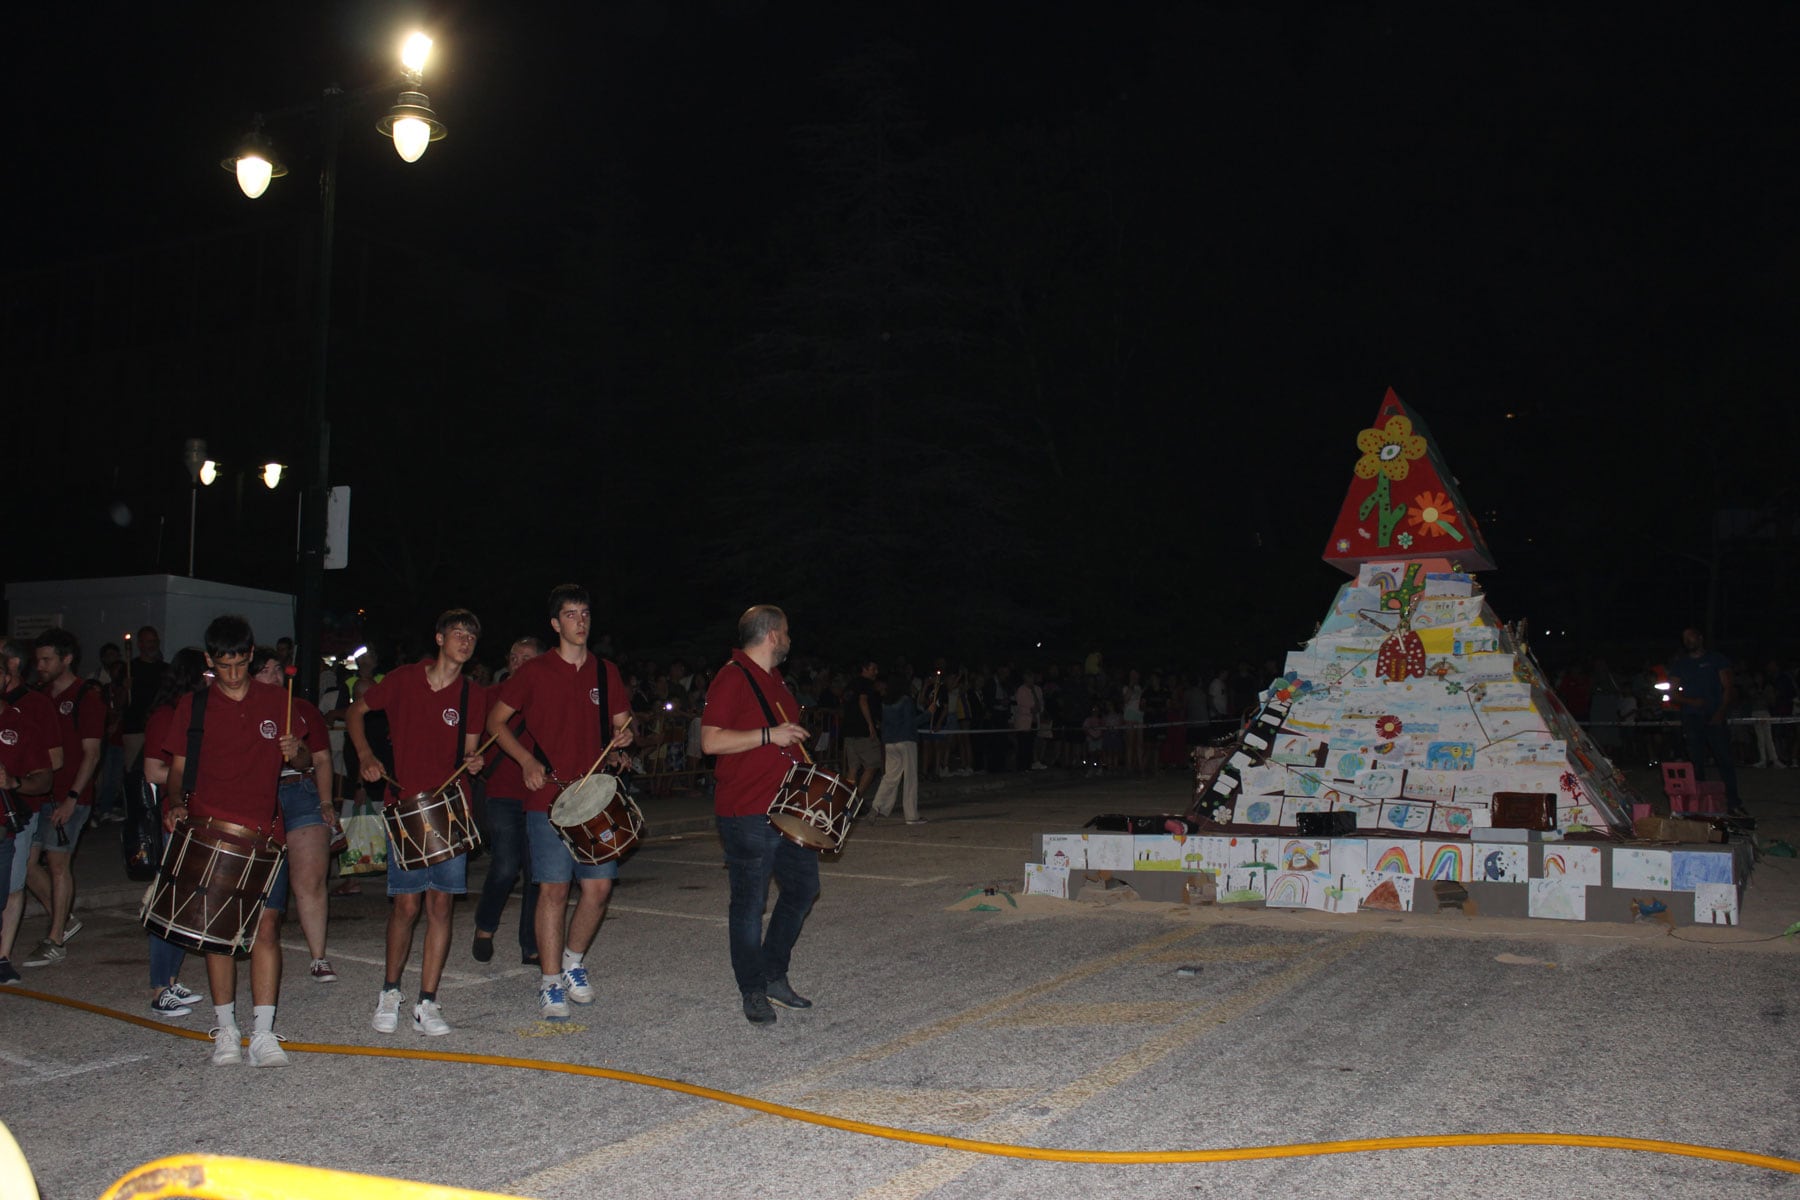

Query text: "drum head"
[551, 774, 618, 827]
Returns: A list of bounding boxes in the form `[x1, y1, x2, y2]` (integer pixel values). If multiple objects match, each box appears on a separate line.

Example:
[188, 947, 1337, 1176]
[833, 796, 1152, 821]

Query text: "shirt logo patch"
[0, 729, 17, 746]
[442, 708, 461, 727]
[589, 688, 600, 705]
[259, 720, 279, 739]
[59, 700, 74, 716]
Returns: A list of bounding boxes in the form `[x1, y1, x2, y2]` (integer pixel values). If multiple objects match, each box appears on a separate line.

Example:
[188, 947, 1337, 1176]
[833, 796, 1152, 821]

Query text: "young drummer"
[163, 615, 310, 1067]
[348, 610, 487, 1036]
[487, 584, 633, 1020]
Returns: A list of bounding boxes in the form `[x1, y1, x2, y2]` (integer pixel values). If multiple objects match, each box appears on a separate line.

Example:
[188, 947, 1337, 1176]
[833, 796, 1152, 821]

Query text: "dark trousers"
[1682, 717, 1743, 811]
[473, 796, 539, 957]
[717, 814, 819, 996]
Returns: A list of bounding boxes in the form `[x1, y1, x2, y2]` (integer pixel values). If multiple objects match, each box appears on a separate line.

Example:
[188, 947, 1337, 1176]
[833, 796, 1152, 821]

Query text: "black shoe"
[0, 958, 19, 985]
[522, 952, 541, 967]
[471, 934, 494, 963]
[742, 991, 777, 1025]
[765, 977, 812, 1010]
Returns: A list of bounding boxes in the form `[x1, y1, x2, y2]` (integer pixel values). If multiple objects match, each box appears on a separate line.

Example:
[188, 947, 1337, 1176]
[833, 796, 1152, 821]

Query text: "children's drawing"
[1023, 863, 1069, 898]
[1428, 804, 1475, 835]
[1693, 882, 1738, 925]
[1376, 801, 1432, 832]
[1368, 839, 1417, 875]
[1361, 873, 1415, 912]
[1426, 741, 1475, 770]
[1041, 834, 1086, 871]
[1322, 873, 1367, 914]
[1422, 840, 1469, 882]
[1236, 797, 1278, 826]
[1217, 868, 1268, 903]
[1527, 878, 1586, 921]
[1475, 843, 1527, 883]
[1672, 852, 1734, 892]
[1280, 839, 1328, 873]
[1329, 839, 1368, 874]
[1083, 834, 1134, 872]
[1610, 848, 1672, 891]
[1537, 845, 1602, 887]
[1134, 835, 1188, 870]
[1265, 871, 1313, 908]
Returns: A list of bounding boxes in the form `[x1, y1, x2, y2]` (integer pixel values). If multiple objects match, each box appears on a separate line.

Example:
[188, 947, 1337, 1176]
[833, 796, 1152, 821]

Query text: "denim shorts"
[6, 811, 37, 893]
[278, 775, 327, 832]
[526, 811, 619, 885]
[265, 856, 292, 913]
[34, 803, 88, 853]
[385, 838, 469, 895]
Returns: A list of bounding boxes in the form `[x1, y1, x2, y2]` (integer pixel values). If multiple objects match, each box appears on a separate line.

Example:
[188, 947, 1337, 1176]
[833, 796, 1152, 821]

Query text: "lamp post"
[222, 32, 446, 700]
[182, 438, 210, 577]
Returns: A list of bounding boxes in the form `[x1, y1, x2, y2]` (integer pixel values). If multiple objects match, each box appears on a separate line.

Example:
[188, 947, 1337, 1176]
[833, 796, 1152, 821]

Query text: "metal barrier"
[98, 1154, 530, 1200]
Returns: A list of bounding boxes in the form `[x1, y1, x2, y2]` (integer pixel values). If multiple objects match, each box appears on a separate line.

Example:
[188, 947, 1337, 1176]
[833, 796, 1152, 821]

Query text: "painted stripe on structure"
[505, 922, 1213, 1195]
[852, 933, 1377, 1200]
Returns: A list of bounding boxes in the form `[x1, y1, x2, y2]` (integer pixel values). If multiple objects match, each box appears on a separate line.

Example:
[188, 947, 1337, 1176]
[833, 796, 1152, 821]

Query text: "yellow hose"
[6, 986, 1798, 1176]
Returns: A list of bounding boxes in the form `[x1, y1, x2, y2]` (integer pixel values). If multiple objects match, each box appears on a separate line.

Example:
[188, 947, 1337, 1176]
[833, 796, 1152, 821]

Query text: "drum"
[384, 784, 481, 870]
[768, 762, 863, 852]
[549, 774, 644, 864]
[139, 818, 285, 955]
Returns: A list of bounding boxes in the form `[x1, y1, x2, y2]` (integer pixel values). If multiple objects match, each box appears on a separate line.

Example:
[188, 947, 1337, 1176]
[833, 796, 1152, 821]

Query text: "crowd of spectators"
[1553, 655, 1798, 768]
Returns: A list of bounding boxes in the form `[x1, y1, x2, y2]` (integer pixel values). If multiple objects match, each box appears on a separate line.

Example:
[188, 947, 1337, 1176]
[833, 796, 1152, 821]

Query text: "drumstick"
[284, 666, 297, 735]
[429, 731, 502, 799]
[775, 702, 813, 766]
[572, 715, 637, 791]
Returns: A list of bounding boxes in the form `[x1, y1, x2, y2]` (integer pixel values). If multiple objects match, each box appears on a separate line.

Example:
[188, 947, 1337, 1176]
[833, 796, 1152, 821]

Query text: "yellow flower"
[1353, 415, 1428, 481]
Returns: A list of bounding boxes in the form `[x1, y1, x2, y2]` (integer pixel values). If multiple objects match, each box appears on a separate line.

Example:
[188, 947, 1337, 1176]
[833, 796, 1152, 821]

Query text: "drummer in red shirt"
[487, 584, 633, 1021]
[164, 615, 311, 1068]
[700, 604, 817, 1026]
[348, 609, 488, 1037]
[0, 676, 56, 984]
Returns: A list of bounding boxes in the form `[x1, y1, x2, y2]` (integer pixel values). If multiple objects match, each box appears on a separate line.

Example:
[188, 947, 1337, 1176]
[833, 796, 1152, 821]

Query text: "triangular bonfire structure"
[1322, 387, 1495, 573]
[1192, 388, 1635, 838]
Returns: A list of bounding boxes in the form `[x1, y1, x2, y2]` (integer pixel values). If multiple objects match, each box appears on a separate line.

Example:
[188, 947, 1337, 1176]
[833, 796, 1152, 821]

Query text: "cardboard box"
[1633, 816, 1724, 844]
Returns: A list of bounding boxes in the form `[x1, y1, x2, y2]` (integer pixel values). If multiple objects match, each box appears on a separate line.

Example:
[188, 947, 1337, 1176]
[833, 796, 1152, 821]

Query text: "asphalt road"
[4, 771, 1799, 1200]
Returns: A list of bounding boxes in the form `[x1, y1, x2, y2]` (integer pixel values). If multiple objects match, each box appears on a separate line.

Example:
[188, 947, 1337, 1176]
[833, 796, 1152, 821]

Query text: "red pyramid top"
[1321, 388, 1495, 574]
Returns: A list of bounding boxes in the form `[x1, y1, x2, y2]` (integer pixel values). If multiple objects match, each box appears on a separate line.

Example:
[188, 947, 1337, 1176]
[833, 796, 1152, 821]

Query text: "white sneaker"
[247, 1030, 289, 1067]
[562, 966, 594, 1004]
[372, 988, 403, 1033]
[210, 1025, 243, 1066]
[167, 981, 204, 1006]
[539, 984, 570, 1020]
[150, 987, 193, 1017]
[412, 999, 451, 1036]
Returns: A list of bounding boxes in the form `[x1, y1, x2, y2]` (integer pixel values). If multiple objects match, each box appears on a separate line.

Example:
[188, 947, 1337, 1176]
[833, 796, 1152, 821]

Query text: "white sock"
[562, 949, 583, 971]
[541, 973, 562, 992]
[214, 1003, 236, 1029]
[252, 1005, 276, 1035]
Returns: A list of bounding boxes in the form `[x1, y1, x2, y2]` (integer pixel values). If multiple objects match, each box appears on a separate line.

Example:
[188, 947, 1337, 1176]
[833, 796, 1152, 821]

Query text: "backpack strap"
[730, 661, 779, 727]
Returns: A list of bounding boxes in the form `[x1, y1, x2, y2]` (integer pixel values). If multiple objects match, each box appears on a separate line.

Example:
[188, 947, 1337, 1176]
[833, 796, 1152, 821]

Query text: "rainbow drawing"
[1373, 846, 1413, 875]
[1426, 844, 1465, 880]
[1543, 853, 1567, 876]
[1266, 872, 1310, 906]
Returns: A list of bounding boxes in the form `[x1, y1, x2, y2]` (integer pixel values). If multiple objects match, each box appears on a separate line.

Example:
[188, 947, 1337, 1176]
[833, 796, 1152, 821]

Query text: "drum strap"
[183, 689, 210, 803]
[453, 677, 470, 773]
[730, 661, 780, 728]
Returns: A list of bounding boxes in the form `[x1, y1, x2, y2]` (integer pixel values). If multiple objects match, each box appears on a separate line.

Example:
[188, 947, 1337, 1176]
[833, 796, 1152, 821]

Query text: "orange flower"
[1407, 491, 1460, 538]
[1353, 415, 1428, 481]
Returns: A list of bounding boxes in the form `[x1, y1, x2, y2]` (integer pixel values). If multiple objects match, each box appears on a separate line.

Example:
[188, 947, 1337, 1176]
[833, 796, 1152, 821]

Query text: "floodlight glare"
[262, 463, 284, 489]
[200, 461, 219, 487]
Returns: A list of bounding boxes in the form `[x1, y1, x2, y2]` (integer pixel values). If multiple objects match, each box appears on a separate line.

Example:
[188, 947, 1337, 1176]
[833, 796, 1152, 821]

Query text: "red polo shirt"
[146, 704, 179, 766]
[167, 680, 289, 839]
[703, 650, 803, 818]
[43, 677, 106, 804]
[497, 650, 627, 813]
[291, 697, 331, 756]
[0, 702, 54, 818]
[486, 720, 538, 802]
[359, 662, 487, 797]
[4, 689, 62, 812]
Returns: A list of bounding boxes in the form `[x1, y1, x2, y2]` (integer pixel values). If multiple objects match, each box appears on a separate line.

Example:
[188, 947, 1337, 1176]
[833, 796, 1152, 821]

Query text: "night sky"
[6, 3, 1797, 672]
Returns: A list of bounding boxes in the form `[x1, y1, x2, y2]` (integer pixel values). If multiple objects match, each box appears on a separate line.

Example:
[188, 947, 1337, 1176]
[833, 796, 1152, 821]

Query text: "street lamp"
[219, 29, 447, 701]
[182, 438, 209, 577]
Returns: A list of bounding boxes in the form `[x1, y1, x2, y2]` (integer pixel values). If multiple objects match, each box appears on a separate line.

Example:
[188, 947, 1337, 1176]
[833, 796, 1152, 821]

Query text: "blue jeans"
[473, 796, 538, 957]
[717, 814, 819, 996]
[145, 825, 187, 987]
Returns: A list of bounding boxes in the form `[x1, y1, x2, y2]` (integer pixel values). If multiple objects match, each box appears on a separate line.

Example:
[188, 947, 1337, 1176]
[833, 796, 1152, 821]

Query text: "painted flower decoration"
[1407, 491, 1464, 542]
[1354, 415, 1428, 481]
[1336, 538, 1351, 553]
[1374, 714, 1404, 739]
[1396, 532, 1413, 549]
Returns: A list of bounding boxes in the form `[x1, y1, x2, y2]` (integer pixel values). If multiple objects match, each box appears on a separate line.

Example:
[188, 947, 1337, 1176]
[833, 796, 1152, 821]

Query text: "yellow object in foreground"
[98, 1155, 531, 1200]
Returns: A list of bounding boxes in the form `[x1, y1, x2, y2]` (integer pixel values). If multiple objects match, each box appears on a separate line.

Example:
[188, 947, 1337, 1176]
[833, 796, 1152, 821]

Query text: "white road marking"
[0, 1048, 148, 1081]
[633, 856, 957, 886]
[603, 904, 727, 925]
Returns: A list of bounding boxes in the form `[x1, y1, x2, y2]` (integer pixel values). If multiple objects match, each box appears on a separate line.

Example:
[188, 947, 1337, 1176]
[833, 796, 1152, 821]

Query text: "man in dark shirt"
[1668, 627, 1742, 815]
[121, 626, 166, 772]
[840, 661, 881, 797]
